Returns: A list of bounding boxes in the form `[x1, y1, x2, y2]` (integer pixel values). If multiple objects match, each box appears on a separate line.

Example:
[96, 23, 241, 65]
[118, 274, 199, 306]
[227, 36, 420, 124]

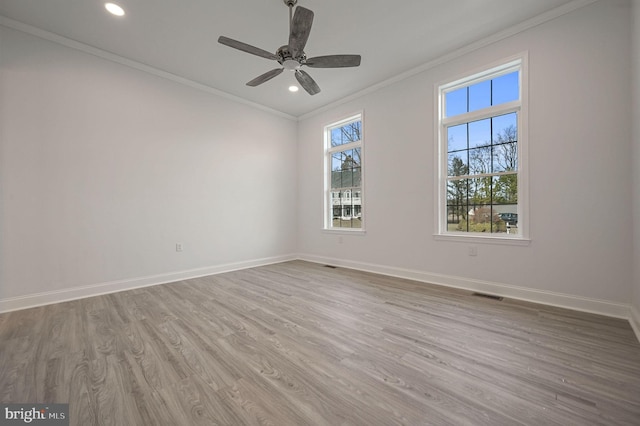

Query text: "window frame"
[323, 112, 365, 233]
[435, 54, 530, 244]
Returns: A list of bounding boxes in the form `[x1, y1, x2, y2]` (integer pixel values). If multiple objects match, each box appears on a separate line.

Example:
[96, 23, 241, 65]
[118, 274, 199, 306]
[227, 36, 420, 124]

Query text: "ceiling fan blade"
[305, 55, 362, 68]
[246, 68, 284, 87]
[295, 70, 321, 95]
[289, 6, 314, 58]
[218, 36, 278, 60]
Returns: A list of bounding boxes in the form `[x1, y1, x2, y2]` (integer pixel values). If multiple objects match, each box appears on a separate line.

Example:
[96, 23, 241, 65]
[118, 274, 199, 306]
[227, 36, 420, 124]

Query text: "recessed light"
[105, 2, 125, 16]
[289, 85, 299, 92]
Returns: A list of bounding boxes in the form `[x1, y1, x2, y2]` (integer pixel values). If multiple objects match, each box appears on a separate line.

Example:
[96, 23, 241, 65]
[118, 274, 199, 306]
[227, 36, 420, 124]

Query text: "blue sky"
[445, 71, 519, 118]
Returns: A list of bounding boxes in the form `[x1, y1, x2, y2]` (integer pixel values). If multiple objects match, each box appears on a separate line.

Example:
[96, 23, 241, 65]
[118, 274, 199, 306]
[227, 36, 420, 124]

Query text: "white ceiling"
[0, 0, 585, 117]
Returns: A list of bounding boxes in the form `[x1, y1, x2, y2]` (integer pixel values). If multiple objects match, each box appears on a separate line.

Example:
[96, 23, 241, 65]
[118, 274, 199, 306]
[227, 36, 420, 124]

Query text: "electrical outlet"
[176, 243, 183, 252]
[468, 246, 477, 256]
[338, 236, 343, 244]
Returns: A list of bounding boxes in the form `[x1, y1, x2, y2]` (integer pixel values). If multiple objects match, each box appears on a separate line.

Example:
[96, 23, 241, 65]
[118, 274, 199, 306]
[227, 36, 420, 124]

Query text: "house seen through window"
[325, 114, 363, 230]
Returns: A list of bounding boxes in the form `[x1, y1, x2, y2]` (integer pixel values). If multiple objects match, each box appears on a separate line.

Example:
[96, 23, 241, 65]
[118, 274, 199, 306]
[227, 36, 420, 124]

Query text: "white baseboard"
[0, 254, 296, 314]
[298, 253, 632, 320]
[3, 252, 637, 341]
[630, 305, 640, 344]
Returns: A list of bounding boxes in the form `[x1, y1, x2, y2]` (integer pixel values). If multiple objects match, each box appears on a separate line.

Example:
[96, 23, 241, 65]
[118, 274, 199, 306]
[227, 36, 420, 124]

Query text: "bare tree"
[493, 124, 517, 172]
[493, 125, 518, 203]
[331, 121, 362, 171]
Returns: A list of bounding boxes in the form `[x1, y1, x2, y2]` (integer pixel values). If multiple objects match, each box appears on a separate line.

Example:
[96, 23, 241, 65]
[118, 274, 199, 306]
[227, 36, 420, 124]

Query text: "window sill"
[433, 233, 530, 246]
[323, 228, 366, 236]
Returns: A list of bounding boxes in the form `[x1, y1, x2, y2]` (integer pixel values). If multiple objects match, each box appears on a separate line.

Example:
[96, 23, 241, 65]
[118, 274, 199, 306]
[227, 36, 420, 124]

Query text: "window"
[325, 114, 363, 230]
[437, 57, 527, 240]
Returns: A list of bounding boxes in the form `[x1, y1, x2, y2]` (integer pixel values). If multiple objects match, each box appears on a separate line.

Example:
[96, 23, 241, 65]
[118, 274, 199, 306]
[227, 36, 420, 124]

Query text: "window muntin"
[439, 60, 524, 238]
[325, 115, 363, 230]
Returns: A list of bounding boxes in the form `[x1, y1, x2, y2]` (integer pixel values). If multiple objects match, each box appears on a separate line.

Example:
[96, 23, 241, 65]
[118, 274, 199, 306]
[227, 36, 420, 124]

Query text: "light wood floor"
[1, 260, 639, 425]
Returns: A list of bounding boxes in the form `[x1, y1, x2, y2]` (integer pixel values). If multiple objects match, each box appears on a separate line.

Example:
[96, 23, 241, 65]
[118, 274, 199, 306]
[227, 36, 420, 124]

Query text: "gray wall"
[0, 26, 298, 307]
[632, 0, 640, 332]
[297, 0, 634, 316]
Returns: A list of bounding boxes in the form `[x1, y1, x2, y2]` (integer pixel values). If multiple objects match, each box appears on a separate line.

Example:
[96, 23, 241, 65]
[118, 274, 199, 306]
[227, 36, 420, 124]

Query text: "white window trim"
[323, 112, 365, 233]
[434, 53, 530, 244]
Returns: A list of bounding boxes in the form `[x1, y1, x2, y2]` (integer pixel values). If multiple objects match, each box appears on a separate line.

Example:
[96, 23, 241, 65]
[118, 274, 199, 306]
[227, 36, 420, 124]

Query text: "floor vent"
[324, 265, 337, 269]
[472, 292, 503, 301]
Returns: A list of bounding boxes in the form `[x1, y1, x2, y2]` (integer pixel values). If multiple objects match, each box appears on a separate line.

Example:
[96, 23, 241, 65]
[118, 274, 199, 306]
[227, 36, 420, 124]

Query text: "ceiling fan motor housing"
[277, 45, 305, 69]
[283, 0, 298, 7]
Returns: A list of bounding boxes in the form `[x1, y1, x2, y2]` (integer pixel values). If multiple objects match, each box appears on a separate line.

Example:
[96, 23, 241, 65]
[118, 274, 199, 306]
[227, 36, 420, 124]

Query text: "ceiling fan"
[218, 0, 361, 96]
